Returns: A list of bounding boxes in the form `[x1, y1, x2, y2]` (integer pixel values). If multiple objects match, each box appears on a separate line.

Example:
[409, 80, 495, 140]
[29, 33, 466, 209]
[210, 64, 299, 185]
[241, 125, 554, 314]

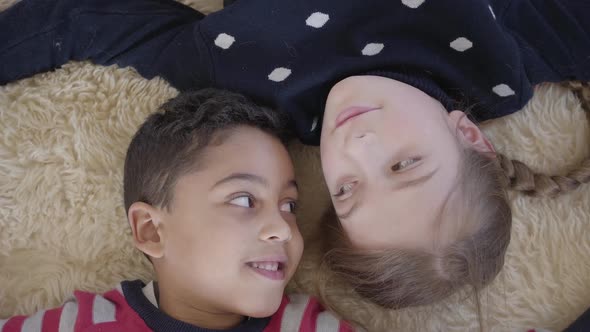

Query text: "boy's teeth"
[250, 262, 279, 271]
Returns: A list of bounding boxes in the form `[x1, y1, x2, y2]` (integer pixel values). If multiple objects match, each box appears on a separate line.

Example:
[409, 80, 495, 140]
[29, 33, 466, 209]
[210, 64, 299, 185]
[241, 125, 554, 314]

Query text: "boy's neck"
[155, 278, 246, 330]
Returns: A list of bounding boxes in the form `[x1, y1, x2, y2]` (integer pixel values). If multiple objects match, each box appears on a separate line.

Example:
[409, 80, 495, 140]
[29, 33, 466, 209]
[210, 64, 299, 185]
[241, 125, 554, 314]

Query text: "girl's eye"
[229, 195, 254, 208]
[392, 157, 421, 172]
[333, 182, 356, 199]
[280, 201, 297, 214]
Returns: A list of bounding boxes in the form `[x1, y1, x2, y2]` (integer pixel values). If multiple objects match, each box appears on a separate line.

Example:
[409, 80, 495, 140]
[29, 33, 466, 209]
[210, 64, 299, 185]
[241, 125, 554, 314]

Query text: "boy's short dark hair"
[123, 88, 290, 212]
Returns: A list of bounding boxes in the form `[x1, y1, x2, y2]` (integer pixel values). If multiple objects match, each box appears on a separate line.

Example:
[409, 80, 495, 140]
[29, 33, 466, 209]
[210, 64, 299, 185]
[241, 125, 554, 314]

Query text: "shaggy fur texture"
[1, 1, 589, 331]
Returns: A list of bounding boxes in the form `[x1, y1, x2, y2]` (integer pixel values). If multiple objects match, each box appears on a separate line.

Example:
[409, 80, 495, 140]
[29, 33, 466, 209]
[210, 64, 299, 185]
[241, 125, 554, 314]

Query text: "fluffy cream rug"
[1, 1, 589, 331]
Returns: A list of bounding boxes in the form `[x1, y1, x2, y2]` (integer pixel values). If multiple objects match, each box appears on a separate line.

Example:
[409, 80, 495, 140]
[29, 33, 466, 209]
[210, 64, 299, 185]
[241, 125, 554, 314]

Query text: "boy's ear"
[448, 110, 496, 159]
[127, 202, 165, 259]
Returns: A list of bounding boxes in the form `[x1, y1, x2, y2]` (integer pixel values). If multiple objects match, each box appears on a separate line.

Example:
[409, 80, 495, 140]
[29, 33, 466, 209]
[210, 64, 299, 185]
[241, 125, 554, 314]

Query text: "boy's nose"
[259, 216, 292, 243]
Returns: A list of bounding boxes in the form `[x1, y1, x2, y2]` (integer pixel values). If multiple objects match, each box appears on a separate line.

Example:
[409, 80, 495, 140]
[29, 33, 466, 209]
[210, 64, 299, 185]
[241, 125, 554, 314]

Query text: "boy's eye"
[229, 195, 254, 208]
[391, 157, 421, 172]
[280, 201, 297, 214]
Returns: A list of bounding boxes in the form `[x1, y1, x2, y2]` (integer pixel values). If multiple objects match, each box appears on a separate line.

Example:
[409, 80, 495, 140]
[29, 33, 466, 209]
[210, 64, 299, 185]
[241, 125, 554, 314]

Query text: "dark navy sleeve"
[0, 0, 214, 90]
[499, 0, 590, 84]
[565, 306, 590, 332]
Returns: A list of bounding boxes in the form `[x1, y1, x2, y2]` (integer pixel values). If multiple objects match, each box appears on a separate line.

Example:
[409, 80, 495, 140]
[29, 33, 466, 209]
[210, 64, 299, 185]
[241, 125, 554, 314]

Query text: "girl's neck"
[155, 280, 245, 330]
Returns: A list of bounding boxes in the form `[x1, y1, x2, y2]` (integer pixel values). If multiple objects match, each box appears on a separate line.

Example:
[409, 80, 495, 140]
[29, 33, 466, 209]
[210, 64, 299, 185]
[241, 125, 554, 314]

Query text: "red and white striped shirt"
[0, 280, 354, 332]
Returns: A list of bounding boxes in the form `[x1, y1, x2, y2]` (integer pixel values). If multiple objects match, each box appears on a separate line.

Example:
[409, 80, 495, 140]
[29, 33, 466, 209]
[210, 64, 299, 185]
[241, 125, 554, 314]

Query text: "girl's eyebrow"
[337, 167, 438, 220]
[392, 167, 439, 192]
[337, 201, 358, 220]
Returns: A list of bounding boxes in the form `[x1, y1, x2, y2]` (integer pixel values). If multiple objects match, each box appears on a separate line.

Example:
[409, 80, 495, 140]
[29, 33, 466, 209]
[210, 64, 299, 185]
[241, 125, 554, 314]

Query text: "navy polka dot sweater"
[1, 0, 589, 144]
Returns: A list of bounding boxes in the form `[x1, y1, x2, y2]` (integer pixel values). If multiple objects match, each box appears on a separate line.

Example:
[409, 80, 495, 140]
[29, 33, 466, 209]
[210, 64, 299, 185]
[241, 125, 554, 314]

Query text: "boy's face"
[157, 126, 302, 318]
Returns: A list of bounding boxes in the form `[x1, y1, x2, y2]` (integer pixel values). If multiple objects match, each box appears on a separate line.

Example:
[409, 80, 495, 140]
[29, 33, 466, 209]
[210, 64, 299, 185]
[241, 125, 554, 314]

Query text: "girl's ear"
[127, 202, 165, 259]
[448, 110, 496, 159]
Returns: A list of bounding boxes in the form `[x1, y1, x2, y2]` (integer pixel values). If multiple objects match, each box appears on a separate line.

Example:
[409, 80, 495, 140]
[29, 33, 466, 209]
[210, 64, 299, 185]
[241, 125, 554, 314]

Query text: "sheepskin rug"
[1, 0, 589, 331]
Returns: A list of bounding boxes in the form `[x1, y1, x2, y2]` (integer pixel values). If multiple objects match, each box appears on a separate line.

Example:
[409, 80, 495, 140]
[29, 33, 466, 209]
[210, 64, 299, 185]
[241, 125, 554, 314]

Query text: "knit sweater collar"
[122, 280, 270, 332]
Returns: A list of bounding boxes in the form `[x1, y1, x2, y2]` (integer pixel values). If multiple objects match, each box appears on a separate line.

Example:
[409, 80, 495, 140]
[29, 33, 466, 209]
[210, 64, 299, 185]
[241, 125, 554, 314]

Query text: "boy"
[0, 89, 352, 331]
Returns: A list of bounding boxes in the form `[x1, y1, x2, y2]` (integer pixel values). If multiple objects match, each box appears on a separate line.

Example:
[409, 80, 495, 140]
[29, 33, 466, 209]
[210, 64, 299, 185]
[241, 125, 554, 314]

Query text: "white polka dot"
[306, 12, 329, 28]
[361, 43, 384, 56]
[450, 37, 473, 52]
[310, 116, 319, 132]
[492, 84, 515, 97]
[268, 67, 292, 82]
[214, 33, 235, 50]
[401, 0, 425, 9]
[488, 5, 496, 19]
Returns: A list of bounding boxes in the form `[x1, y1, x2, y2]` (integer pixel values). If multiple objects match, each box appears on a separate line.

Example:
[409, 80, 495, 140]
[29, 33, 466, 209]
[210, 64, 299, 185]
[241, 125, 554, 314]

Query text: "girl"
[1, 0, 589, 312]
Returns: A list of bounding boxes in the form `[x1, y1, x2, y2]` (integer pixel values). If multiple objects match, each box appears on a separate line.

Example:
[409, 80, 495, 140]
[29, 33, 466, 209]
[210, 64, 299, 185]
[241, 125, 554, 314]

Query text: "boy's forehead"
[184, 127, 294, 180]
[203, 127, 289, 161]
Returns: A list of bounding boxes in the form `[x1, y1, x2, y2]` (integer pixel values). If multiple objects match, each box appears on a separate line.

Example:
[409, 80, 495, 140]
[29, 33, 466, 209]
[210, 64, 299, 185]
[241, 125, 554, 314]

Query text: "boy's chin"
[240, 293, 285, 318]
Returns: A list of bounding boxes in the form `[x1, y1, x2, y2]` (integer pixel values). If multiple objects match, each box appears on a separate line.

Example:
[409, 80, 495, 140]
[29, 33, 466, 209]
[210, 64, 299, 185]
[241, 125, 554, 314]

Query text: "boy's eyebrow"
[213, 173, 269, 188]
[287, 180, 298, 191]
[212, 173, 298, 191]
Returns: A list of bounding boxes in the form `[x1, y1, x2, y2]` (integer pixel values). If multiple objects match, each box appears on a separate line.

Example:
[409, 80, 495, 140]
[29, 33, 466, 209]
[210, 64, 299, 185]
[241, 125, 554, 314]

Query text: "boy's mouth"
[246, 261, 286, 281]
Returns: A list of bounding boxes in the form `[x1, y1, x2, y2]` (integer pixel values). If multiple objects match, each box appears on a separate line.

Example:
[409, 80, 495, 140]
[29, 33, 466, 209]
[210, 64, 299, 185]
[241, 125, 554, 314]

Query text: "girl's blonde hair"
[319, 149, 511, 312]
[499, 81, 590, 196]
[317, 81, 590, 321]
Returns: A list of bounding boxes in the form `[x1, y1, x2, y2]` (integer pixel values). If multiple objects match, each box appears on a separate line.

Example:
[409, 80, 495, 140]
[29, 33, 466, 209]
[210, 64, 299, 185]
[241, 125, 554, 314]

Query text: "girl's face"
[320, 76, 492, 251]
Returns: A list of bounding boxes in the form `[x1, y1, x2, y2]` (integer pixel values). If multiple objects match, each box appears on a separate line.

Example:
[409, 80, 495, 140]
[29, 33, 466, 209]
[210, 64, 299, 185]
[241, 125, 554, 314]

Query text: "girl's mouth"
[335, 106, 380, 128]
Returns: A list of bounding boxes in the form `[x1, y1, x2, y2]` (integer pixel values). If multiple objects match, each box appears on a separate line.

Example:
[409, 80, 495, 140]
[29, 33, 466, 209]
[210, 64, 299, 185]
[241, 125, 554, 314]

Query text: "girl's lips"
[335, 106, 380, 128]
